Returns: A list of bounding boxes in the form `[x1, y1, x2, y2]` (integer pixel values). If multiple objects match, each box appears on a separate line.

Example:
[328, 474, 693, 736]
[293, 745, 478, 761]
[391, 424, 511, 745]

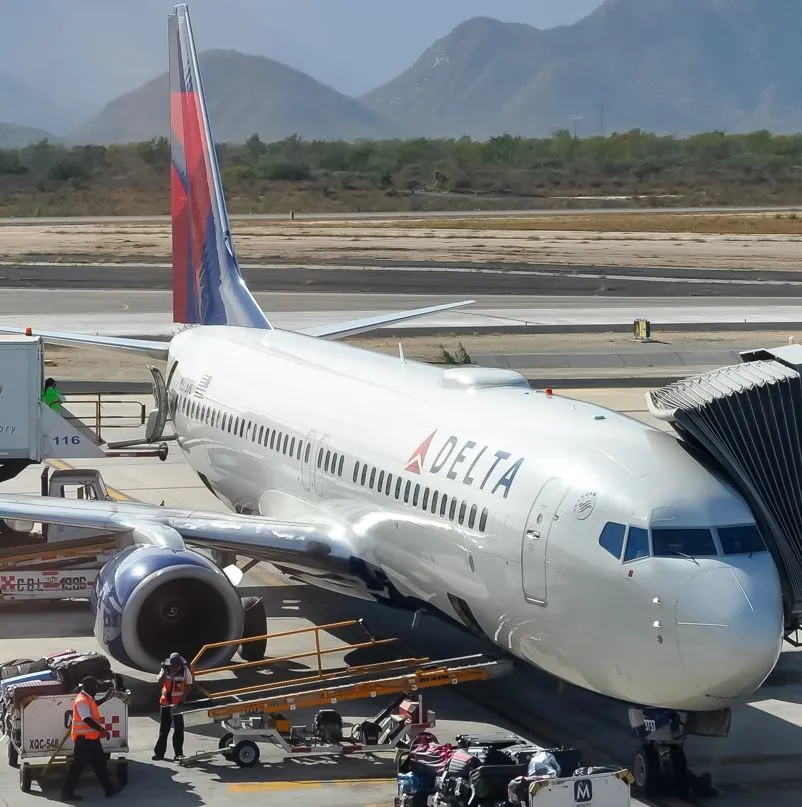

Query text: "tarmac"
[0, 391, 801, 805]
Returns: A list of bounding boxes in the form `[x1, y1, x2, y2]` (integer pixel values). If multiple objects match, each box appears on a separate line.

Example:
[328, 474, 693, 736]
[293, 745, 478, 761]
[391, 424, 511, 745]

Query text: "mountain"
[68, 50, 397, 145]
[362, 0, 802, 138]
[0, 1, 601, 131]
[0, 122, 57, 148]
[0, 69, 70, 135]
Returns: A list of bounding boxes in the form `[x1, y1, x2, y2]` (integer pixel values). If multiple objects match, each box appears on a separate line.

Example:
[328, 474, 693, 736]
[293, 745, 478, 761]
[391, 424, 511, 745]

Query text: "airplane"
[0, 3, 785, 796]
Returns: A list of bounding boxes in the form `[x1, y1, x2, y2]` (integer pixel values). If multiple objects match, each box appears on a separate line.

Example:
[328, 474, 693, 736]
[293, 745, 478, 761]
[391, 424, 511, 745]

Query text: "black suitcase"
[50, 652, 112, 691]
[503, 743, 546, 765]
[547, 747, 583, 777]
[1, 659, 49, 680]
[469, 763, 527, 803]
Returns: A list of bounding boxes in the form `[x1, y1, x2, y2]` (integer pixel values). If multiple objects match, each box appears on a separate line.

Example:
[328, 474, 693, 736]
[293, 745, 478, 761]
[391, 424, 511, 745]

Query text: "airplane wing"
[0, 326, 169, 360]
[0, 494, 359, 579]
[296, 299, 476, 340]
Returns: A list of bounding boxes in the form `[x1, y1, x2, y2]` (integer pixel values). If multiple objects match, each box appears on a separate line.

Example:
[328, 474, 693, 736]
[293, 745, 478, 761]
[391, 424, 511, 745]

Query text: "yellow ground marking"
[229, 778, 395, 793]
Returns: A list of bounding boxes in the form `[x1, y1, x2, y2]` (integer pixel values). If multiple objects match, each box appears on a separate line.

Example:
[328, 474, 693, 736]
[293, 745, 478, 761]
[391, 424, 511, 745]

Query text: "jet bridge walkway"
[647, 344, 802, 637]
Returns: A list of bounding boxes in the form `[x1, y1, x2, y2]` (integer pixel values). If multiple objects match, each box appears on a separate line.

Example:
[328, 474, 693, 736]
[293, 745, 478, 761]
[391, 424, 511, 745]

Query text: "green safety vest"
[43, 386, 62, 412]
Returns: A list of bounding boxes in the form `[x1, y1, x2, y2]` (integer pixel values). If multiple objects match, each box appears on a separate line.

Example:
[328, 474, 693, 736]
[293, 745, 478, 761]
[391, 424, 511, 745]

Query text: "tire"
[218, 732, 234, 750]
[670, 746, 690, 799]
[238, 597, 267, 662]
[7, 739, 18, 768]
[117, 758, 128, 787]
[233, 740, 260, 768]
[632, 744, 661, 798]
[19, 761, 31, 792]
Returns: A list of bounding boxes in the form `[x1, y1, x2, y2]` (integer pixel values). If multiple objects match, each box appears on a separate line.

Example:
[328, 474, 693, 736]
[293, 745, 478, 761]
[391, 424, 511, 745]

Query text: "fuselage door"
[522, 477, 570, 605]
[301, 430, 317, 492]
[313, 434, 330, 497]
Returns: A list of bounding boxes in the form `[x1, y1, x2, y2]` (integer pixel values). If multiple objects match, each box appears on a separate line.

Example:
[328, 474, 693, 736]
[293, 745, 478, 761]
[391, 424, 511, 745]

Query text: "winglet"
[169, 3, 271, 330]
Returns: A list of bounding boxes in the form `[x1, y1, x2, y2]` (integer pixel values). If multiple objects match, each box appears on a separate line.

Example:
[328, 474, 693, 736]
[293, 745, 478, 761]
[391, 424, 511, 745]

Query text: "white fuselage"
[166, 325, 785, 712]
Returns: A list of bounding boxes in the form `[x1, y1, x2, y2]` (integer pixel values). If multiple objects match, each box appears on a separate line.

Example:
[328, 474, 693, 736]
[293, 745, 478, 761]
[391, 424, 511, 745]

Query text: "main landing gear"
[629, 707, 728, 800]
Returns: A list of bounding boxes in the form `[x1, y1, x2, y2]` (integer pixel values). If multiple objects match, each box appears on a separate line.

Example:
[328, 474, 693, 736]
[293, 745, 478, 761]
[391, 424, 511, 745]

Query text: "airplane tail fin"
[169, 3, 271, 330]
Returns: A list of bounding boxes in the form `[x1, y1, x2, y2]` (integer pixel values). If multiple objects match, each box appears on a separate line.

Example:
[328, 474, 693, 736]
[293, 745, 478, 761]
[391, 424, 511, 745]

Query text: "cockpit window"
[652, 528, 717, 557]
[718, 524, 767, 555]
[623, 527, 650, 562]
[599, 522, 626, 559]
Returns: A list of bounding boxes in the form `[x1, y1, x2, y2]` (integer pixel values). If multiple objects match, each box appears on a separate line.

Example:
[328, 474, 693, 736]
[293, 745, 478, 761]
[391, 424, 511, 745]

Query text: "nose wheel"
[632, 742, 690, 799]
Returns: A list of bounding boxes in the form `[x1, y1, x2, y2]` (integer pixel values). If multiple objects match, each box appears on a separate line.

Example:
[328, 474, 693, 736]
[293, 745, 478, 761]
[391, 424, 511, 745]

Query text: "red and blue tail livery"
[168, 4, 270, 330]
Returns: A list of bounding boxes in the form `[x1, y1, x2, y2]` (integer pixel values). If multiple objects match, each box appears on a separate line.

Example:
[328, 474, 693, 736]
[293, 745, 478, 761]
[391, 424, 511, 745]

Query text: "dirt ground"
[3, 218, 802, 270]
[44, 329, 800, 381]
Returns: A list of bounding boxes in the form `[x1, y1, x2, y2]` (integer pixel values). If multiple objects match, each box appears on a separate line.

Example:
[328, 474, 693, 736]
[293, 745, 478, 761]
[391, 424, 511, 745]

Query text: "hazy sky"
[0, 0, 607, 124]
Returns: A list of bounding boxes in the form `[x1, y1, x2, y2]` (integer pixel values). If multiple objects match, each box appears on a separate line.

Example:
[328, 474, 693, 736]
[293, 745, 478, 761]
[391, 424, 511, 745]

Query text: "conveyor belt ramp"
[647, 345, 802, 637]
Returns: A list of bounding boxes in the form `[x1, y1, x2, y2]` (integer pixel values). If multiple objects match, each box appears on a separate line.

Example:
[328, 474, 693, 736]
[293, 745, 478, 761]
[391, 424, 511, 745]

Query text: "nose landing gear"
[629, 707, 724, 800]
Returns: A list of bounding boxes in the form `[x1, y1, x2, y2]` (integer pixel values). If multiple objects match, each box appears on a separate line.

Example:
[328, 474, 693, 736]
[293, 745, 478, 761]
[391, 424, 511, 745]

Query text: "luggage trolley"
[9, 690, 130, 792]
[175, 619, 512, 769]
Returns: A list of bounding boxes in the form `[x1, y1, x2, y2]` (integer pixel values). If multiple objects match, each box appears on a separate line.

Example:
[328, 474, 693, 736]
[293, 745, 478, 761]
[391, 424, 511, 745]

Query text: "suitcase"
[0, 669, 56, 692]
[1, 659, 49, 680]
[9, 679, 67, 708]
[468, 764, 527, 803]
[502, 743, 544, 765]
[46, 649, 77, 661]
[50, 652, 112, 691]
[444, 749, 480, 779]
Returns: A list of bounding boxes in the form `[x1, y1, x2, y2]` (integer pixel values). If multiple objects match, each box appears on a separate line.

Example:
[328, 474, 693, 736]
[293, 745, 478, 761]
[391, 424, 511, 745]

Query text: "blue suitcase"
[0, 668, 55, 693]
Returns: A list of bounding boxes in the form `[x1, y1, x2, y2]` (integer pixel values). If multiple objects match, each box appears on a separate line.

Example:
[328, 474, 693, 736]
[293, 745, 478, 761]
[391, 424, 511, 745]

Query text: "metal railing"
[189, 618, 403, 700]
[60, 395, 147, 443]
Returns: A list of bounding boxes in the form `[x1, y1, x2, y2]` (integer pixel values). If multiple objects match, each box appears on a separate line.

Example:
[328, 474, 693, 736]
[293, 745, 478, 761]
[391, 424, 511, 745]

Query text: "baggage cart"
[8, 691, 129, 792]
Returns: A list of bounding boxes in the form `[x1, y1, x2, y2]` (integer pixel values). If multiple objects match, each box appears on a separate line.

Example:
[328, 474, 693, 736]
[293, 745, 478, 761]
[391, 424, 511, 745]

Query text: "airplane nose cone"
[675, 565, 783, 702]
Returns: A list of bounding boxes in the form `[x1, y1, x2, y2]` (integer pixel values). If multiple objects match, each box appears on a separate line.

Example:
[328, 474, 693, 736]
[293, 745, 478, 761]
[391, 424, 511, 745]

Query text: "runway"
[0, 204, 798, 225]
[4, 261, 802, 296]
[3, 289, 802, 337]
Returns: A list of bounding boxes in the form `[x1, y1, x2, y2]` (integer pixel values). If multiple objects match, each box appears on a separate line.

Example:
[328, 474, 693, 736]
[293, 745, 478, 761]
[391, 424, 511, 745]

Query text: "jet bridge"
[647, 344, 802, 638]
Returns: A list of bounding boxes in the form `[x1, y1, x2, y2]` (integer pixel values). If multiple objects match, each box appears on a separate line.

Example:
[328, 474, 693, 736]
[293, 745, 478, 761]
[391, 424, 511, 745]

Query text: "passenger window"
[283, 434, 289, 454]
[290, 437, 296, 456]
[324, 451, 331, 472]
[247, 420, 252, 438]
[395, 478, 402, 499]
[413, 484, 420, 507]
[599, 522, 626, 559]
[370, 468, 377, 489]
[361, 465, 368, 486]
[304, 443, 310, 462]
[317, 449, 323, 468]
[623, 527, 650, 562]
[353, 462, 360, 484]
[440, 495, 448, 517]
[479, 508, 488, 532]
[422, 487, 430, 510]
[458, 501, 466, 525]
[378, 470, 385, 491]
[718, 524, 767, 555]
[652, 528, 717, 557]
[385, 473, 392, 495]
[431, 491, 439, 514]
[332, 452, 338, 473]
[449, 499, 457, 520]
[239, 419, 245, 438]
[338, 456, 345, 477]
[257, 425, 264, 443]
[468, 504, 477, 529]
[404, 481, 411, 504]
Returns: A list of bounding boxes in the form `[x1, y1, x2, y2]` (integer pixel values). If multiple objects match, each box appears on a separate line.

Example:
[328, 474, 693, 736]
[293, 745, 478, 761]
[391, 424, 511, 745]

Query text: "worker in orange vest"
[61, 677, 119, 801]
[152, 652, 193, 761]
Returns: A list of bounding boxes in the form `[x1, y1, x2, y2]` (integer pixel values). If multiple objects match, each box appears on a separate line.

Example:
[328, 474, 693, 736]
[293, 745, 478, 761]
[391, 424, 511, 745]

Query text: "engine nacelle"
[91, 544, 245, 673]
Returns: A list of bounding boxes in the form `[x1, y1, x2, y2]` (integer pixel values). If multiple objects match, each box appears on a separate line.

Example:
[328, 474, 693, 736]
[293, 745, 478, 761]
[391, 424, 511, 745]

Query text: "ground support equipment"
[5, 690, 130, 792]
[173, 619, 511, 769]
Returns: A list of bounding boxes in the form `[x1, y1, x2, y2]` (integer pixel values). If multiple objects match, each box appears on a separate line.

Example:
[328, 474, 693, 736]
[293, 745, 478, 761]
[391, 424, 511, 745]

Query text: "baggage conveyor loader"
[175, 619, 512, 769]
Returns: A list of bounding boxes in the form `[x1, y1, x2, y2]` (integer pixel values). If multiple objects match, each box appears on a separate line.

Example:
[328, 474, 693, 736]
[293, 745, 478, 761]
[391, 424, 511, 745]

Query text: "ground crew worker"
[42, 377, 64, 412]
[61, 677, 119, 801]
[153, 652, 193, 761]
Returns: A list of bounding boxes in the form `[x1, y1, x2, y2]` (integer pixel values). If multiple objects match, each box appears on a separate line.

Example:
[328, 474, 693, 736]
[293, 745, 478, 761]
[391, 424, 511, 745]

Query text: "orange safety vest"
[71, 693, 102, 741]
[160, 670, 188, 706]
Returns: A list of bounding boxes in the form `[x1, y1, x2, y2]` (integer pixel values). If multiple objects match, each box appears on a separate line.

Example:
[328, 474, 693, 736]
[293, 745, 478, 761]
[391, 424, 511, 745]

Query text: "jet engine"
[90, 543, 245, 672]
